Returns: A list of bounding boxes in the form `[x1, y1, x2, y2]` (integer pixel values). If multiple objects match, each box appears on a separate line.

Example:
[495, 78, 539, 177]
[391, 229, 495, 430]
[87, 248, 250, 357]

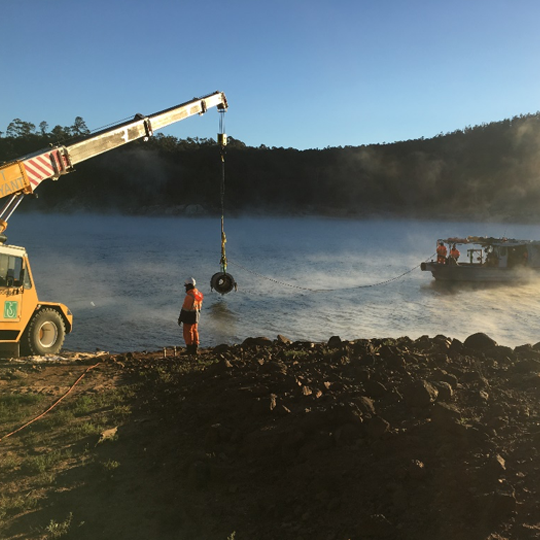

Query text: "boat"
[420, 236, 540, 282]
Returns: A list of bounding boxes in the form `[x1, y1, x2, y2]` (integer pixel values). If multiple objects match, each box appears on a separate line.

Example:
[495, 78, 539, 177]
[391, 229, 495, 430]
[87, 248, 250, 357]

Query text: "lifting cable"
[210, 109, 237, 295]
[219, 111, 227, 274]
[228, 253, 437, 294]
[0, 360, 103, 443]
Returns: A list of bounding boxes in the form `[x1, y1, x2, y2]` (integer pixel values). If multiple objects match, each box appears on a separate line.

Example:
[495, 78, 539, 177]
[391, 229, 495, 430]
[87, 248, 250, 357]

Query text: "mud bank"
[2, 332, 540, 540]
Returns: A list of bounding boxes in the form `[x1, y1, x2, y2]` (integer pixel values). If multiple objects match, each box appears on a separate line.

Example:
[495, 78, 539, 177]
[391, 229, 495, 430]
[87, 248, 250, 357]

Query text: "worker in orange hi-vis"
[177, 277, 204, 355]
[436, 241, 448, 264]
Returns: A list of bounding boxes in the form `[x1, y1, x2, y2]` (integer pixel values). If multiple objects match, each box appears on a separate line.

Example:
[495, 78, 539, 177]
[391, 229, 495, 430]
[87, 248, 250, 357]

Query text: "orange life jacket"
[179, 288, 204, 325]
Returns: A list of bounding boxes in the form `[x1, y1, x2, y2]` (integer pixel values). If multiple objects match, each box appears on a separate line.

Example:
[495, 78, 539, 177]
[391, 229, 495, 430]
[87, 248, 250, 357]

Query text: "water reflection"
[207, 298, 238, 323]
[206, 298, 239, 345]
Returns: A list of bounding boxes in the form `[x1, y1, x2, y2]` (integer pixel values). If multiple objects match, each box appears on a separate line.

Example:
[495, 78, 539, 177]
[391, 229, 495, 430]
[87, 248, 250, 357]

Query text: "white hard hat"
[185, 277, 196, 286]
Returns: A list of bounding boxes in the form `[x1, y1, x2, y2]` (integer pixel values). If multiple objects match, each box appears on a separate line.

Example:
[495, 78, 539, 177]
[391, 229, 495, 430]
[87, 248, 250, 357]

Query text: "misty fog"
[5, 213, 540, 353]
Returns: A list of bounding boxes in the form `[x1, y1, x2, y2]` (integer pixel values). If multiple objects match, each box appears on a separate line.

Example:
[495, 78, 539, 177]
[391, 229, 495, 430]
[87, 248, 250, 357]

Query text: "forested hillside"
[1, 112, 540, 220]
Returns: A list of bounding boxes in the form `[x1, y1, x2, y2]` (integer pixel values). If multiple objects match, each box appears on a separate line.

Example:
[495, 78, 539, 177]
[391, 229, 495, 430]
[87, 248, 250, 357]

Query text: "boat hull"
[420, 262, 540, 282]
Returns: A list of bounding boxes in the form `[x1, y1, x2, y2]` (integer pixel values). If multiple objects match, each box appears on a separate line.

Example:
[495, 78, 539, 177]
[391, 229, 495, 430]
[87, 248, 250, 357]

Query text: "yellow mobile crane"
[0, 91, 228, 356]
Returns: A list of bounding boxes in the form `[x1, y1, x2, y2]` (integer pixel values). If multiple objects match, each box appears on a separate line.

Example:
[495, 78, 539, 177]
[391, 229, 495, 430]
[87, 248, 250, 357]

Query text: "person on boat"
[485, 246, 498, 266]
[178, 277, 204, 355]
[436, 241, 447, 264]
[450, 244, 460, 263]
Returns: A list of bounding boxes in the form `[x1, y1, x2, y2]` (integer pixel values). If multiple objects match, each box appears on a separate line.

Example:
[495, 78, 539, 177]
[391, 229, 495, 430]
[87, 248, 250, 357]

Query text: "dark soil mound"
[2, 333, 540, 539]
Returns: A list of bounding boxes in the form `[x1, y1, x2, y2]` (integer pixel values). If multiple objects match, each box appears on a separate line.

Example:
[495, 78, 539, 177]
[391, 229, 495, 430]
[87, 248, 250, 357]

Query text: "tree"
[71, 116, 90, 136]
[39, 121, 49, 136]
[50, 125, 71, 141]
[6, 118, 36, 137]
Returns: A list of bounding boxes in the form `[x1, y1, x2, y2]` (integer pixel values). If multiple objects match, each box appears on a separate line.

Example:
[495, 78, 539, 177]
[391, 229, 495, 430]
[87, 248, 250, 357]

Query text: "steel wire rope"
[219, 110, 228, 273]
[228, 252, 437, 294]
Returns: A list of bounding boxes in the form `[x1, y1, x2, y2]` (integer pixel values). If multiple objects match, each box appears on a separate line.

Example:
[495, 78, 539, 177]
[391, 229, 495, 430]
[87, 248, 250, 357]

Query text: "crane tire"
[23, 308, 66, 356]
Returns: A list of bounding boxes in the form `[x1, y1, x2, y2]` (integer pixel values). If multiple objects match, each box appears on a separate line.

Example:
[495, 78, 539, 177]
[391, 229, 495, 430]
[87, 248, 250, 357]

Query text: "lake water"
[7, 213, 540, 353]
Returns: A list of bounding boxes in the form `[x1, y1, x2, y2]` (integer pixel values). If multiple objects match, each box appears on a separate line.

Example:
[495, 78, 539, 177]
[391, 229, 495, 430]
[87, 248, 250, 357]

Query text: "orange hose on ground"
[0, 361, 102, 443]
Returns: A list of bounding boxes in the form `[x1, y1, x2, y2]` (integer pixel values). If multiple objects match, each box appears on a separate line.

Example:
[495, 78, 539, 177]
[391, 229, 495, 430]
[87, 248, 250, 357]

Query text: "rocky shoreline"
[2, 332, 540, 539]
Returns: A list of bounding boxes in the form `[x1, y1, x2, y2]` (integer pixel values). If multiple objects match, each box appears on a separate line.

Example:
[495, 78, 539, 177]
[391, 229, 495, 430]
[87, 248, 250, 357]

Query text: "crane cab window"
[0, 254, 27, 288]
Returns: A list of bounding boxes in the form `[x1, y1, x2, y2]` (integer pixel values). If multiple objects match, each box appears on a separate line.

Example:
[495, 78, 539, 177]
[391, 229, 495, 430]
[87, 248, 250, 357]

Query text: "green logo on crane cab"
[4, 301, 18, 319]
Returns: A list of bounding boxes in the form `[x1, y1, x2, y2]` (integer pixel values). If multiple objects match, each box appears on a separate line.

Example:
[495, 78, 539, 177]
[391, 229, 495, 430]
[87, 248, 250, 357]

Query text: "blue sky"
[2, 0, 540, 150]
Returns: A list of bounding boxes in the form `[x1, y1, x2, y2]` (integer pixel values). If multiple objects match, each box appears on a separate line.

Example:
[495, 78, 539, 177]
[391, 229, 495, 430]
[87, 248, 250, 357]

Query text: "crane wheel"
[22, 308, 66, 356]
[210, 272, 237, 295]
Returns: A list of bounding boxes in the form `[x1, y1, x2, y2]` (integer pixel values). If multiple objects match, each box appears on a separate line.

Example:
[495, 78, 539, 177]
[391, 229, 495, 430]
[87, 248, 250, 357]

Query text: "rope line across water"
[228, 253, 436, 294]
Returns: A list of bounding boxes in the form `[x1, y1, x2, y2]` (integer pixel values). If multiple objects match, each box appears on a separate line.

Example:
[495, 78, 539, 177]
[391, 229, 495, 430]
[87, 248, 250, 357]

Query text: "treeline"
[1, 112, 540, 220]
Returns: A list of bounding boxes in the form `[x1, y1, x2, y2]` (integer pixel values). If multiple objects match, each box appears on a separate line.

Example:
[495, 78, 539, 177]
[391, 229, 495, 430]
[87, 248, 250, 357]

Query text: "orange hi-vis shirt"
[178, 288, 204, 325]
[436, 244, 447, 258]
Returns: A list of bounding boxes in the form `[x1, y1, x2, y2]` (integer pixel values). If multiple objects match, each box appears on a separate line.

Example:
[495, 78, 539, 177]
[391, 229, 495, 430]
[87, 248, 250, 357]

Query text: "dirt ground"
[2, 332, 540, 539]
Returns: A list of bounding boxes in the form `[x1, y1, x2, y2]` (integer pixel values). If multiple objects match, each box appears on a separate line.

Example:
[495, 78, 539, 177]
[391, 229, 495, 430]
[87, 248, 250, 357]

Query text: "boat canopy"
[439, 237, 540, 248]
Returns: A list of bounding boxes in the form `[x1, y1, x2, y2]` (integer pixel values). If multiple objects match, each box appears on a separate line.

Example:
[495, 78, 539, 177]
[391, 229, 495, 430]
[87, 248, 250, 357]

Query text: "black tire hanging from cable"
[210, 272, 237, 294]
[212, 108, 236, 295]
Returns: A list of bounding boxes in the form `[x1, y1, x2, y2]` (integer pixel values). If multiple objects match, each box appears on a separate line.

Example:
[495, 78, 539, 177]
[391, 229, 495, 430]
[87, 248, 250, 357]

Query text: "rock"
[514, 344, 540, 359]
[433, 335, 452, 350]
[433, 369, 458, 389]
[460, 371, 489, 387]
[213, 343, 231, 354]
[449, 338, 464, 353]
[408, 459, 427, 480]
[511, 358, 540, 373]
[478, 483, 517, 523]
[364, 379, 388, 399]
[292, 340, 315, 349]
[243, 337, 273, 348]
[431, 402, 462, 427]
[327, 336, 342, 349]
[208, 358, 234, 374]
[431, 380, 454, 401]
[97, 426, 118, 444]
[252, 394, 278, 415]
[402, 380, 439, 408]
[354, 396, 376, 416]
[276, 334, 292, 345]
[464, 333, 497, 350]
[516, 373, 540, 388]
[364, 415, 390, 439]
[488, 453, 506, 475]
[488, 345, 516, 362]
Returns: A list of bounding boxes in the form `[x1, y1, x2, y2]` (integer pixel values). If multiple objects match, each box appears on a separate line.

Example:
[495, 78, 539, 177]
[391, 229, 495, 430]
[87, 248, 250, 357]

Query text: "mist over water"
[8, 213, 540, 353]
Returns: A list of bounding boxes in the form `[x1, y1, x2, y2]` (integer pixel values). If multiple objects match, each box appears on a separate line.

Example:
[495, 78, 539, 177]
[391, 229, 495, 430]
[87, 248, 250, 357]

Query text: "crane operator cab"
[0, 239, 72, 357]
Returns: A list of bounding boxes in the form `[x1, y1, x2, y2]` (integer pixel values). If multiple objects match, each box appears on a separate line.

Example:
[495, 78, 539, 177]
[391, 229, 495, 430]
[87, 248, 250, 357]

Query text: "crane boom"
[0, 91, 228, 231]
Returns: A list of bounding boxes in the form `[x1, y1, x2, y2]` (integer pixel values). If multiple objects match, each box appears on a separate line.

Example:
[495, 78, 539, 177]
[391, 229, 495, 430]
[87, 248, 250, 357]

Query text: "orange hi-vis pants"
[183, 323, 199, 346]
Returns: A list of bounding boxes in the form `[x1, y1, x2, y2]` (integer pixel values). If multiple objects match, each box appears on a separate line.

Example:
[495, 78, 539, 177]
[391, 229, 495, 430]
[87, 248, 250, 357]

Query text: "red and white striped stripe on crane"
[22, 149, 66, 190]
